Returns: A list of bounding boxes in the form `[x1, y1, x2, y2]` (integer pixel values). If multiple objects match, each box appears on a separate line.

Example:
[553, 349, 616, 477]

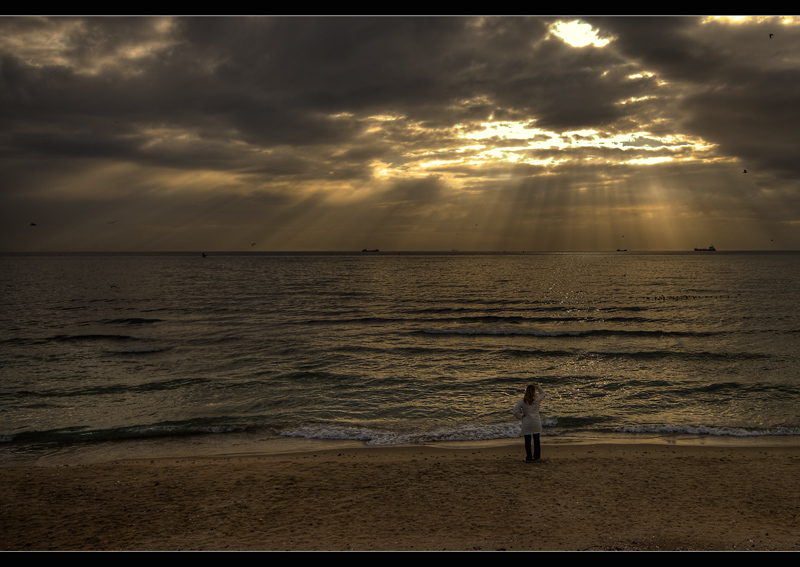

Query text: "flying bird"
[770, 34, 774, 39]
[743, 169, 748, 173]
[30, 222, 36, 226]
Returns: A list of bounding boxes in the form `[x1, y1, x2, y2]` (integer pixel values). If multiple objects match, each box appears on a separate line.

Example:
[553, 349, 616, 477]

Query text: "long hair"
[524, 384, 538, 405]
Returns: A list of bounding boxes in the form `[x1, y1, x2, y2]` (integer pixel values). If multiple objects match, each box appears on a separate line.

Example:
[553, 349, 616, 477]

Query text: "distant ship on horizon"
[694, 245, 717, 252]
[361, 248, 379, 252]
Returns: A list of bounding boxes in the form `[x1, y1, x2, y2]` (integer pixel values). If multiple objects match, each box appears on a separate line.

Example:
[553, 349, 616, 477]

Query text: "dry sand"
[2, 442, 799, 551]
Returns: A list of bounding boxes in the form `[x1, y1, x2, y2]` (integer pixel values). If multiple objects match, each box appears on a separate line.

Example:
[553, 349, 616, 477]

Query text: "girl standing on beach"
[512, 383, 545, 462]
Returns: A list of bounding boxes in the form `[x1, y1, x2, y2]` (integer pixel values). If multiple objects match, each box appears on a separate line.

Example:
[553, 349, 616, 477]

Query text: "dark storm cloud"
[0, 16, 665, 172]
[681, 80, 800, 179]
[171, 18, 491, 131]
[2, 16, 800, 252]
[593, 16, 800, 179]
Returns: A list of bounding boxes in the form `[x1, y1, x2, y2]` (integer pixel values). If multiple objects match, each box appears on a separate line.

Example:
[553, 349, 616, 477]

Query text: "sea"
[2, 251, 799, 466]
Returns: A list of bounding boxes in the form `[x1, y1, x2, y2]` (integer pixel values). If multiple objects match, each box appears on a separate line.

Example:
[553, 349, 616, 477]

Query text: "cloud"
[1, 16, 799, 252]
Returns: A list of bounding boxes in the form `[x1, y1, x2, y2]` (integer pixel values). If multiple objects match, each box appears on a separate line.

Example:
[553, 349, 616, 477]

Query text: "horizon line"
[3, 249, 799, 255]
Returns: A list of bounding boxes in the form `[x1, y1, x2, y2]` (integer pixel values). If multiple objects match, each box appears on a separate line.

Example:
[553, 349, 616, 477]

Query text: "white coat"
[512, 385, 545, 435]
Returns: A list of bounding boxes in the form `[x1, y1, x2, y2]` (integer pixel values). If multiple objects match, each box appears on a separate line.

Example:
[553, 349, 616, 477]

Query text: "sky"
[2, 15, 800, 252]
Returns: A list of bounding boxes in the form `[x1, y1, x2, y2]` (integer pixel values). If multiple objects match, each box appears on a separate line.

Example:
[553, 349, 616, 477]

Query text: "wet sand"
[2, 442, 799, 551]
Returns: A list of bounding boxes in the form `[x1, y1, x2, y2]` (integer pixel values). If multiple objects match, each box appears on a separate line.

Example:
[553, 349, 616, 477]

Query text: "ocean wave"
[277, 418, 570, 446]
[582, 350, 768, 361]
[100, 318, 164, 325]
[277, 418, 800, 445]
[102, 346, 174, 356]
[44, 333, 142, 343]
[301, 314, 660, 326]
[620, 425, 800, 437]
[417, 328, 719, 338]
[0, 419, 249, 445]
[498, 347, 766, 361]
[4, 419, 798, 449]
[277, 423, 525, 445]
[4, 377, 210, 400]
[2, 333, 144, 346]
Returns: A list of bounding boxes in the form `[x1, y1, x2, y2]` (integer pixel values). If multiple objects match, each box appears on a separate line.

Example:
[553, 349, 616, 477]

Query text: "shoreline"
[2, 441, 799, 551]
[5, 431, 800, 469]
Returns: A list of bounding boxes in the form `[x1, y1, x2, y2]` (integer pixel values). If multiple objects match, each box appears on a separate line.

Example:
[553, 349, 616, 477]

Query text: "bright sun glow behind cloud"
[459, 122, 712, 154]
[549, 20, 612, 47]
[368, 115, 716, 185]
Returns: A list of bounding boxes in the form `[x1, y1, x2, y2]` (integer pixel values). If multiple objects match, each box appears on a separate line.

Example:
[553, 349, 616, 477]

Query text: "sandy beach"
[2, 442, 799, 551]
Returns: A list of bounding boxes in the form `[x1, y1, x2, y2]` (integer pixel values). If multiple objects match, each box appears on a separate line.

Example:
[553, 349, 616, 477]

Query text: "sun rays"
[3, 16, 800, 252]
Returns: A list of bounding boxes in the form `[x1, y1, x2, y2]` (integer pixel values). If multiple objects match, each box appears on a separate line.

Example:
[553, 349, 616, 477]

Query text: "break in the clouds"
[2, 16, 799, 252]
